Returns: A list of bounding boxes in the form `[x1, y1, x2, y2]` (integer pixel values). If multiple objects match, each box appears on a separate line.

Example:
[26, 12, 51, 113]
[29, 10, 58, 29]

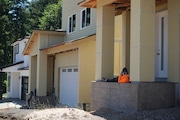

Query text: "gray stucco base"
[91, 82, 175, 112]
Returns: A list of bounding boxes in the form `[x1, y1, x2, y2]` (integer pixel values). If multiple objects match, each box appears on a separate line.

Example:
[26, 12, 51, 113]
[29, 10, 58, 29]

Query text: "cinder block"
[91, 82, 175, 112]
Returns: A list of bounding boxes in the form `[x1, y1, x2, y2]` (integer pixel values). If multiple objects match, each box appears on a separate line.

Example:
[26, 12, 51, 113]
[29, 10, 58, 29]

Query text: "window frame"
[68, 13, 77, 34]
[80, 8, 91, 29]
[13, 43, 19, 63]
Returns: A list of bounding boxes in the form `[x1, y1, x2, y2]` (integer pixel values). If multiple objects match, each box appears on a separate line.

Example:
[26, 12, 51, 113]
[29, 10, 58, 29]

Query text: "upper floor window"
[68, 14, 76, 33]
[13, 43, 19, 62]
[14, 43, 19, 54]
[81, 8, 91, 29]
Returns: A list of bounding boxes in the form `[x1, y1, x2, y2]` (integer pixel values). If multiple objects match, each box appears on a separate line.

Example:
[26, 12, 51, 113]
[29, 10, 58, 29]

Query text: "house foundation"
[91, 81, 175, 112]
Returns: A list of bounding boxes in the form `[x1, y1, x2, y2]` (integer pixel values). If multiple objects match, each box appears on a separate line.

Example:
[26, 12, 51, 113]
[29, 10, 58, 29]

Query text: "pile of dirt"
[24, 108, 104, 120]
[0, 107, 180, 120]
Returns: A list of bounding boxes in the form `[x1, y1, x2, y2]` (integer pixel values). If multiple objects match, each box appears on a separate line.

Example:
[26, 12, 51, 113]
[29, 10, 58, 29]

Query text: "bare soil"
[0, 107, 180, 120]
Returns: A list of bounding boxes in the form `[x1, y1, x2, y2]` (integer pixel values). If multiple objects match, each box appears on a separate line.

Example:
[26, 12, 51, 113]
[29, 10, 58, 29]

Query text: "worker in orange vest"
[102, 67, 130, 83]
[118, 67, 130, 83]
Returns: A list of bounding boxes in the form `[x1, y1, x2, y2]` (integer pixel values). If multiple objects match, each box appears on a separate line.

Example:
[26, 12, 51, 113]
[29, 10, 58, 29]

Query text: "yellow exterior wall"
[114, 15, 122, 75]
[47, 56, 54, 93]
[168, 0, 180, 83]
[79, 41, 96, 103]
[54, 50, 78, 98]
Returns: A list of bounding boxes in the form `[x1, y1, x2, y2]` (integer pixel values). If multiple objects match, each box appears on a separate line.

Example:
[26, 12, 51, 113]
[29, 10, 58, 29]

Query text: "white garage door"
[60, 67, 79, 107]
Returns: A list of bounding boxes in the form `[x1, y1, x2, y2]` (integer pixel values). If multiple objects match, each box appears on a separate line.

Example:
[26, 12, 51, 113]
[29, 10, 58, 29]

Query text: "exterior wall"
[62, 0, 96, 41]
[39, 34, 65, 49]
[48, 35, 64, 47]
[78, 40, 96, 103]
[54, 50, 78, 98]
[13, 38, 29, 63]
[114, 15, 122, 75]
[47, 56, 54, 94]
[8, 72, 20, 98]
[29, 56, 37, 93]
[29, 38, 38, 56]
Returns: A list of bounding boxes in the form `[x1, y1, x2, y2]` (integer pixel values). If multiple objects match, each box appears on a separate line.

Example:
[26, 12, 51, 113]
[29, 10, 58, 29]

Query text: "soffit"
[79, 0, 167, 15]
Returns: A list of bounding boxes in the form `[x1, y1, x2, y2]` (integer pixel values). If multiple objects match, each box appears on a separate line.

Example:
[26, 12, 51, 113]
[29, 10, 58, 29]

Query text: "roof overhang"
[79, 0, 167, 15]
[78, 0, 97, 8]
[0, 61, 24, 72]
[23, 30, 66, 55]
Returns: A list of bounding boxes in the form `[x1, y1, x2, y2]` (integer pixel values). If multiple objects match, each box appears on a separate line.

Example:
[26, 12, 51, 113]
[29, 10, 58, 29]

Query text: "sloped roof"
[23, 30, 66, 55]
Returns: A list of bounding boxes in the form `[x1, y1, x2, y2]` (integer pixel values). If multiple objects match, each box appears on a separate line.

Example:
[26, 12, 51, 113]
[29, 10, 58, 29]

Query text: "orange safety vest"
[118, 74, 130, 83]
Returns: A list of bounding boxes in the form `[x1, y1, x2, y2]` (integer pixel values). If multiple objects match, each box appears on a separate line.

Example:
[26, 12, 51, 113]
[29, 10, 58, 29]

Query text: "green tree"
[0, 0, 12, 66]
[28, 0, 59, 31]
[9, 0, 30, 40]
[39, 0, 62, 30]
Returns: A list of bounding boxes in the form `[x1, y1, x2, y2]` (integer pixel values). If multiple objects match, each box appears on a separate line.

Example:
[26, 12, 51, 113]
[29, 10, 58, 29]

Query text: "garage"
[60, 67, 79, 107]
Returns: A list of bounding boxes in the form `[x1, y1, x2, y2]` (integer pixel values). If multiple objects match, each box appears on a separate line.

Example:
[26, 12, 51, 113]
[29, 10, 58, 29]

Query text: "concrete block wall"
[91, 82, 175, 112]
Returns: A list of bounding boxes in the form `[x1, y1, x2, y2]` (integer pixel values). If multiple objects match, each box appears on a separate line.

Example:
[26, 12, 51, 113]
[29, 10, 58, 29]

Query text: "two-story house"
[79, 0, 180, 112]
[23, 0, 124, 108]
[0, 37, 29, 100]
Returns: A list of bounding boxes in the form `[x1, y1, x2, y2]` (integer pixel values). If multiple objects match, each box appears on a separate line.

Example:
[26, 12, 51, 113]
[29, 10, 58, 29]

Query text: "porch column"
[168, 0, 180, 83]
[130, 0, 155, 82]
[122, 10, 130, 71]
[29, 56, 37, 93]
[37, 51, 47, 96]
[96, 1, 115, 80]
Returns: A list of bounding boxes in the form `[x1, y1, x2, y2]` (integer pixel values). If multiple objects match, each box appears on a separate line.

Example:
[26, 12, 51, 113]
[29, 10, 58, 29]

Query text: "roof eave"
[78, 0, 97, 8]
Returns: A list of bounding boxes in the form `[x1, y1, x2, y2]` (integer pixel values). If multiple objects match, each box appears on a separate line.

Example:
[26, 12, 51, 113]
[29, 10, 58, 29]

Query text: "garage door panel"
[60, 67, 79, 107]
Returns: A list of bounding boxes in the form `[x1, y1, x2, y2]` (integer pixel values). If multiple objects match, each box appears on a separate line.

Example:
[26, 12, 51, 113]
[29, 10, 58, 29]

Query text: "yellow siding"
[54, 50, 78, 97]
[79, 41, 96, 103]
[114, 15, 122, 75]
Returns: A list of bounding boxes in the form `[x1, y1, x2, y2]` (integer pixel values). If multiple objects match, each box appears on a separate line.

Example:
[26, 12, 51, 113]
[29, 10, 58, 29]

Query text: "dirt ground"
[0, 107, 180, 120]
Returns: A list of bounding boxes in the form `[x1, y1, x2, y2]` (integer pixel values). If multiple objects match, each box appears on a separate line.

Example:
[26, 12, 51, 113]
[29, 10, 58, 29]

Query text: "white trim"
[80, 8, 92, 30]
[67, 13, 77, 34]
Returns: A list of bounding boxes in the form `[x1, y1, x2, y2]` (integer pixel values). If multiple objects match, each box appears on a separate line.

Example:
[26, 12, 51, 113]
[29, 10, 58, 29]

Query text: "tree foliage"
[0, 0, 62, 67]
[39, 0, 62, 30]
[0, 0, 13, 66]
[28, 0, 61, 31]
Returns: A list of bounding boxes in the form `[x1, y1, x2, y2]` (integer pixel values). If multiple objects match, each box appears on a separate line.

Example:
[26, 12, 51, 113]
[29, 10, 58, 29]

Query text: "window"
[68, 14, 76, 33]
[14, 43, 19, 54]
[81, 8, 91, 29]
[13, 43, 19, 62]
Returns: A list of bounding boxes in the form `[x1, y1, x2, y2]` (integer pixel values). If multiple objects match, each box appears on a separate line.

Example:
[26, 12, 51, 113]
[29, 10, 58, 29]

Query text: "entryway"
[59, 67, 79, 107]
[21, 76, 28, 100]
[155, 10, 168, 80]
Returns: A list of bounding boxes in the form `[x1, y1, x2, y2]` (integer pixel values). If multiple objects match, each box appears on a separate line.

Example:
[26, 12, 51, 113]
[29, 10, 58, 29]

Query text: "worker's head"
[121, 67, 128, 75]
